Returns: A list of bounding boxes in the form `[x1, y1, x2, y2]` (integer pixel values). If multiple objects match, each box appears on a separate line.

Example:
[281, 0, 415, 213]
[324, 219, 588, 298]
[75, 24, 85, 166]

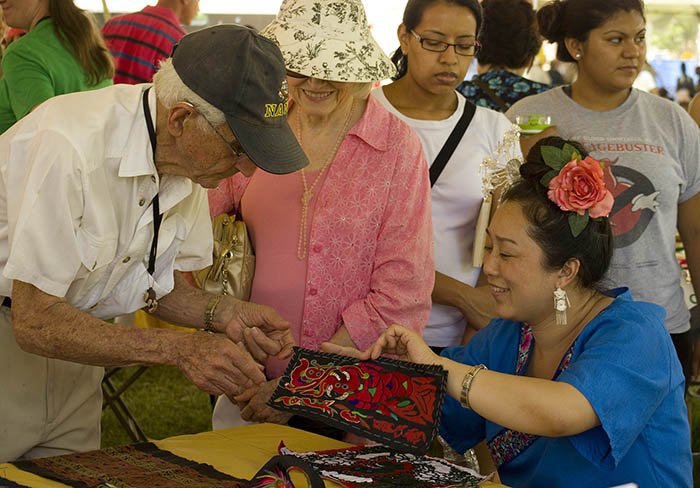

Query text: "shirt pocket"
[76, 226, 117, 272]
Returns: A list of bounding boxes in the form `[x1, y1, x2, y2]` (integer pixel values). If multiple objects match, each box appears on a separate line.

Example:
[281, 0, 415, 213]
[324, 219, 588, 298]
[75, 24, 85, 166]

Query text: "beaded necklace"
[295, 100, 356, 260]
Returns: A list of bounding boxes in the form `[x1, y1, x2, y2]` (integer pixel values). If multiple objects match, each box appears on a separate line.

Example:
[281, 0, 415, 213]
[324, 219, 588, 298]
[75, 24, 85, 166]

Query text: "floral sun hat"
[261, 0, 397, 83]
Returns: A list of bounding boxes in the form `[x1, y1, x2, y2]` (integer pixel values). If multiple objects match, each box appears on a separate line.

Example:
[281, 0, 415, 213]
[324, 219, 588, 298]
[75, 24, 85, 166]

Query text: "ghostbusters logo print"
[599, 155, 660, 249]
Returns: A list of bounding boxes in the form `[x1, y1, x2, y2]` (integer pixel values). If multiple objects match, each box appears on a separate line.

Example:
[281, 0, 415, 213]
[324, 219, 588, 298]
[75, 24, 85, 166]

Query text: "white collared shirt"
[0, 84, 212, 319]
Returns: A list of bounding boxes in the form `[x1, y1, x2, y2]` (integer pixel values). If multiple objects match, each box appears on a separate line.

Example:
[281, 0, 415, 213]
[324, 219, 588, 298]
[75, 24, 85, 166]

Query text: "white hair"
[153, 58, 226, 129]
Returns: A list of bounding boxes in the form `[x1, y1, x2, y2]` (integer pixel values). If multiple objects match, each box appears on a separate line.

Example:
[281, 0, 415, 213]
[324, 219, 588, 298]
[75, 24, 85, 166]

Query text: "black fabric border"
[268, 346, 448, 455]
[131, 442, 247, 482]
[10, 457, 83, 488]
[0, 476, 30, 488]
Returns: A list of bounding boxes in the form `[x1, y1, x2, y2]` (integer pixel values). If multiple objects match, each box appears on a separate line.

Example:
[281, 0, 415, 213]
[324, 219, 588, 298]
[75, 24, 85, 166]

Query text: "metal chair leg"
[102, 367, 149, 443]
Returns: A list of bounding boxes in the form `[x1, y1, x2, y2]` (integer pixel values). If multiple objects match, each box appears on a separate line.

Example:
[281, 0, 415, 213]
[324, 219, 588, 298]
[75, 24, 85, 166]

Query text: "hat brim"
[261, 22, 396, 83]
[227, 114, 308, 175]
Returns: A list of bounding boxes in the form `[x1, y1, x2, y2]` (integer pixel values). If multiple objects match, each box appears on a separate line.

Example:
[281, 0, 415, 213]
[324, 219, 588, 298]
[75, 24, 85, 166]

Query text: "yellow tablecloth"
[0, 423, 506, 487]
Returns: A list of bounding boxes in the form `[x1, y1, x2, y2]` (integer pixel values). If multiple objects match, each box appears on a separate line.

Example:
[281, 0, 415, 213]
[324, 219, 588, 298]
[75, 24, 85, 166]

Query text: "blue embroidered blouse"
[457, 70, 551, 113]
[439, 289, 691, 488]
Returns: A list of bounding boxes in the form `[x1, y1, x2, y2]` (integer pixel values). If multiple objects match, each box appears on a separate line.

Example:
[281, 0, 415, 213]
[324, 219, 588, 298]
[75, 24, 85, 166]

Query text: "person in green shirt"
[0, 0, 113, 134]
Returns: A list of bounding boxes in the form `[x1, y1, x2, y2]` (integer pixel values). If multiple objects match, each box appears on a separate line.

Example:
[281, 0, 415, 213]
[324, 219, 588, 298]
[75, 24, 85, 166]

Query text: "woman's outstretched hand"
[321, 324, 440, 366]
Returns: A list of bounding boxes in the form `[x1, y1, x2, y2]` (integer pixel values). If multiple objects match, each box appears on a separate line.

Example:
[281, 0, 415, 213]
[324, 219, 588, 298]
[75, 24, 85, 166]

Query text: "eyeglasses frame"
[180, 101, 245, 159]
[409, 29, 481, 56]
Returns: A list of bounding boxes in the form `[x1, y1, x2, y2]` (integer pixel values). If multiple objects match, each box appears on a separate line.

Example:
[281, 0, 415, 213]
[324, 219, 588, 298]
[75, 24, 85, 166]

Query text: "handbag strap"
[472, 77, 509, 112]
[429, 99, 476, 187]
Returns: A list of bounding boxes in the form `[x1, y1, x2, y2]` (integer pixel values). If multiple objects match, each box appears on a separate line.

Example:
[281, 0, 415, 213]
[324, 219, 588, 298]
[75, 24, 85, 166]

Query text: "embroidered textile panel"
[268, 347, 448, 454]
[11, 442, 247, 488]
[279, 442, 485, 488]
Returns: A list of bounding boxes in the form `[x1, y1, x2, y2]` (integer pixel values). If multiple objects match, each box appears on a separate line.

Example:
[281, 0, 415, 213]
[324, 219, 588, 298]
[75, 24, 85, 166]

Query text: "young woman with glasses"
[373, 0, 516, 353]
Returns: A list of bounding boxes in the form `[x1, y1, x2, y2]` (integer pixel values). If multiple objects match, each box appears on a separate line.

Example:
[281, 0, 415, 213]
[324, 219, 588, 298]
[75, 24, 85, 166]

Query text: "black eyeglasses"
[182, 101, 245, 159]
[410, 30, 480, 56]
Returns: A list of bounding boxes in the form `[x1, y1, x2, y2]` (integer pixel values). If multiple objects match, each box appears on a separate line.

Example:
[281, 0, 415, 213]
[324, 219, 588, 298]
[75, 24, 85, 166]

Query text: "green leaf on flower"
[561, 143, 581, 162]
[540, 170, 559, 187]
[568, 211, 589, 237]
[541, 146, 565, 171]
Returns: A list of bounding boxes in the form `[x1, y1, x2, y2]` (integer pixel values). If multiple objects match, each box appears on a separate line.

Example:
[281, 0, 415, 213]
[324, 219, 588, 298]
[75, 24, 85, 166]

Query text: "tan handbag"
[193, 213, 255, 300]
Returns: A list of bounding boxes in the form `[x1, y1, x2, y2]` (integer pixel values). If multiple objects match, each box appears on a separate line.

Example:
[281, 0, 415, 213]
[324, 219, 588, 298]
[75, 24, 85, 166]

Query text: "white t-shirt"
[373, 87, 518, 346]
[0, 84, 212, 319]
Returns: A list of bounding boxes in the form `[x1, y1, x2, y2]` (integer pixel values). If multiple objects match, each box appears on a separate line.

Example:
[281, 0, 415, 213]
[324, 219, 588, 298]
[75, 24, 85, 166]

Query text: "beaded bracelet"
[204, 295, 222, 333]
[460, 364, 487, 410]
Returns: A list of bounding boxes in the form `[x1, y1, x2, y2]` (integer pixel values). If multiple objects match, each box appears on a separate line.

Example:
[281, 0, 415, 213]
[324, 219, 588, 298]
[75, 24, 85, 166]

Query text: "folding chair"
[101, 366, 149, 443]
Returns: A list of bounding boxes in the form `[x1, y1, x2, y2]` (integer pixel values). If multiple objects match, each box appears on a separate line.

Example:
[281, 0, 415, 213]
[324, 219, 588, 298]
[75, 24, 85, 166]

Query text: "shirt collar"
[347, 95, 390, 152]
[289, 95, 391, 153]
[118, 85, 159, 179]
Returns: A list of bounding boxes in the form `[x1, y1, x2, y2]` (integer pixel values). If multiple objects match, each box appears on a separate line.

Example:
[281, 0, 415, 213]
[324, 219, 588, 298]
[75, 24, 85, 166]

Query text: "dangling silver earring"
[553, 287, 570, 325]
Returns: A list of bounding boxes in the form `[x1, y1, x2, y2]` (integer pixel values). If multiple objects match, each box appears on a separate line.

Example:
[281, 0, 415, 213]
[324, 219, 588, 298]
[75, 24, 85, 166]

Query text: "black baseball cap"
[171, 25, 308, 175]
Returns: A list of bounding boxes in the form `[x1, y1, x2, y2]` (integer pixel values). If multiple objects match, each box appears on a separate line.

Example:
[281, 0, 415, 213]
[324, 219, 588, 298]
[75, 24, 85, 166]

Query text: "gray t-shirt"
[507, 87, 700, 334]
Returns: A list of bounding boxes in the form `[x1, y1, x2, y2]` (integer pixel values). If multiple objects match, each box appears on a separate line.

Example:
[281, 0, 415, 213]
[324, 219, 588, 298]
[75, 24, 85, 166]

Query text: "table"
[0, 423, 507, 487]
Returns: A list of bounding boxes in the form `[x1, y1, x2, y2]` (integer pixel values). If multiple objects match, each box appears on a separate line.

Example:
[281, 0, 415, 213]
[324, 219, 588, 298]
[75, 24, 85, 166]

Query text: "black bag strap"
[429, 99, 476, 187]
[472, 77, 510, 112]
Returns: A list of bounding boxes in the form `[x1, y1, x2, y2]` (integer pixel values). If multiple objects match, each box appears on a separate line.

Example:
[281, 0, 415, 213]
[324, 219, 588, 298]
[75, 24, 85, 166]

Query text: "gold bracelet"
[460, 364, 487, 410]
[203, 295, 222, 333]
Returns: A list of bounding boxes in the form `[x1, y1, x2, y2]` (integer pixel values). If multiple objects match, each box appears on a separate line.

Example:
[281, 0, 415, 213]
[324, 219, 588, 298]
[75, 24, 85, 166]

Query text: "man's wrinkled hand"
[234, 378, 293, 424]
[222, 299, 294, 362]
[175, 332, 266, 397]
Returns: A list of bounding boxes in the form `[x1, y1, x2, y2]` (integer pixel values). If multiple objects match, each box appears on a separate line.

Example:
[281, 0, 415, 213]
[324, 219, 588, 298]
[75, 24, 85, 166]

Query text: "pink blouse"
[209, 96, 434, 369]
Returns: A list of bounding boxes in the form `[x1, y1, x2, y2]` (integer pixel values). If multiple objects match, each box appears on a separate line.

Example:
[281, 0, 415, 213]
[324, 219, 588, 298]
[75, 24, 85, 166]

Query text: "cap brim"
[226, 115, 308, 175]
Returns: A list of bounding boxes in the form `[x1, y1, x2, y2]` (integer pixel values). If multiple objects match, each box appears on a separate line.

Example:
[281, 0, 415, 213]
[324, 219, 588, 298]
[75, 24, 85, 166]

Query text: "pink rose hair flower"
[547, 156, 614, 218]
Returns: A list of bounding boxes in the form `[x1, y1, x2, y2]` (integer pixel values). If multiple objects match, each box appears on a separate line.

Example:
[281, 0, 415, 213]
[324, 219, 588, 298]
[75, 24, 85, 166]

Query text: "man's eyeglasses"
[410, 30, 480, 56]
[182, 101, 245, 159]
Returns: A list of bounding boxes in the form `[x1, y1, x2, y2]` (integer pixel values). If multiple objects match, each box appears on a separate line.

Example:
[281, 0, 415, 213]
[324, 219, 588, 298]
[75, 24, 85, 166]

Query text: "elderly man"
[0, 25, 307, 462]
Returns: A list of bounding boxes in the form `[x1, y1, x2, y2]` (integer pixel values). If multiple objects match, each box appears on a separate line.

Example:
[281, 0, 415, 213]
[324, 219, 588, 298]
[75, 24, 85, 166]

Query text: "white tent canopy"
[77, 0, 700, 59]
[78, 0, 700, 14]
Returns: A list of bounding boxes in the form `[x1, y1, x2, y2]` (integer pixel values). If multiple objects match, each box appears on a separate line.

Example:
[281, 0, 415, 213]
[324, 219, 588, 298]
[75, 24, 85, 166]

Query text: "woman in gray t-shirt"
[507, 0, 700, 388]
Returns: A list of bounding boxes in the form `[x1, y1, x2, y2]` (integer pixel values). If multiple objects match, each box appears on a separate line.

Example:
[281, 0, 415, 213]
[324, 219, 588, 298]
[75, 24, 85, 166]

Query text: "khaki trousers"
[0, 306, 103, 462]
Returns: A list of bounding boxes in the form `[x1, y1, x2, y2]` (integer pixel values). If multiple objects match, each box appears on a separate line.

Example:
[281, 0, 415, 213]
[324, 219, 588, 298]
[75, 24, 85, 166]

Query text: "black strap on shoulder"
[472, 77, 510, 112]
[429, 100, 476, 187]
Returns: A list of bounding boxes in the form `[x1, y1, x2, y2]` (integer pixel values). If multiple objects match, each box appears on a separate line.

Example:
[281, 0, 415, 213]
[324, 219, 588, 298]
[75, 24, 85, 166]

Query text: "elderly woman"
[0, 0, 113, 133]
[211, 0, 434, 431]
[326, 137, 691, 487]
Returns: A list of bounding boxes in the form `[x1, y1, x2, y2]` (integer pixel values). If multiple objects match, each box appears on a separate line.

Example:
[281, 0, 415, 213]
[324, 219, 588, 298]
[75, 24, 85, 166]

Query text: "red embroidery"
[269, 347, 447, 454]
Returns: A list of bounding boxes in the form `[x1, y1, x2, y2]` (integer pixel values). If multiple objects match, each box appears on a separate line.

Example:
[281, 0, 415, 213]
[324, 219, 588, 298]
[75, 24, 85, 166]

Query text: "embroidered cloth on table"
[278, 442, 485, 488]
[487, 324, 576, 468]
[11, 442, 247, 488]
[268, 347, 448, 455]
